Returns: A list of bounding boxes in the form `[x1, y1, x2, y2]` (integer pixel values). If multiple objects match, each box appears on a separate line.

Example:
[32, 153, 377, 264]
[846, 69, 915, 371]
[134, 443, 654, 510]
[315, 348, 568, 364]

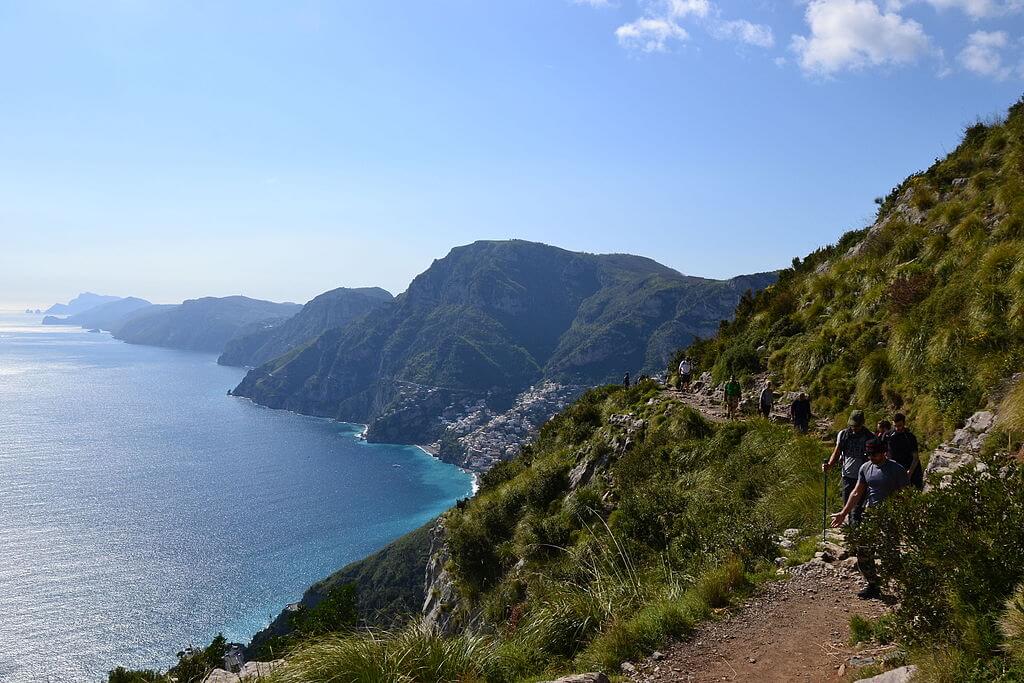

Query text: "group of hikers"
[670, 360, 922, 599]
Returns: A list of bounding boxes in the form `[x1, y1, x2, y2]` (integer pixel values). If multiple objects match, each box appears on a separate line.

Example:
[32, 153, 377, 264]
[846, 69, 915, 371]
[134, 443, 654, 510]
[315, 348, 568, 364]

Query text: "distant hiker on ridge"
[724, 375, 741, 420]
[758, 380, 775, 419]
[822, 410, 872, 526]
[678, 357, 693, 391]
[623, 372, 631, 389]
[886, 413, 923, 490]
[831, 436, 909, 599]
[790, 392, 811, 433]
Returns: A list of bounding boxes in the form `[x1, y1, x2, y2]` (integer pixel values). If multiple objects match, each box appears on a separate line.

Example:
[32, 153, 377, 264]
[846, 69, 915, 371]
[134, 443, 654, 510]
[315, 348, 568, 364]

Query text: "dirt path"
[629, 560, 890, 682]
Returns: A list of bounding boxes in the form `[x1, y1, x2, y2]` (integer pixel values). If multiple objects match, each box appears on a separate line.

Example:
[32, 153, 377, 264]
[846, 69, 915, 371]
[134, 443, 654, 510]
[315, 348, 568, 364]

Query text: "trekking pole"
[822, 460, 828, 541]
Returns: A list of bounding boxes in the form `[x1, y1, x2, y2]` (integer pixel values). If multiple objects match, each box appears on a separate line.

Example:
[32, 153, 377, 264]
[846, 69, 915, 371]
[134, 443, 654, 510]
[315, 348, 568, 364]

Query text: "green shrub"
[1001, 583, 1024, 665]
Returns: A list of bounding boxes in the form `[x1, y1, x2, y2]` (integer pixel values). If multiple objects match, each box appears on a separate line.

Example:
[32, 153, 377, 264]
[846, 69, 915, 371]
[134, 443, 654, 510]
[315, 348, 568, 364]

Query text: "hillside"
[44, 292, 122, 315]
[41, 297, 152, 331]
[685, 98, 1024, 447]
[218, 287, 393, 367]
[114, 296, 302, 353]
[232, 240, 775, 450]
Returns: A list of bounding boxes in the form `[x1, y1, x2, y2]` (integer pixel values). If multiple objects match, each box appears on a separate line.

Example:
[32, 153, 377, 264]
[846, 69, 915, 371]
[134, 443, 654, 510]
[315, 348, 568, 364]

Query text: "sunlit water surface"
[0, 313, 472, 681]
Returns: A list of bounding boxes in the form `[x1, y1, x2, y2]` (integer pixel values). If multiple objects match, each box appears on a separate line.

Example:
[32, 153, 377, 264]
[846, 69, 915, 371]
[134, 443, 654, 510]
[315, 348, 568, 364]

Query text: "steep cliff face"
[232, 240, 775, 449]
[218, 287, 393, 367]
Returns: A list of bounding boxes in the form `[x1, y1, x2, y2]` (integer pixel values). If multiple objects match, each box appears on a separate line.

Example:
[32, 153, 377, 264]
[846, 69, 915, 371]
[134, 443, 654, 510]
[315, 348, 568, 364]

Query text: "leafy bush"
[855, 461, 1024, 668]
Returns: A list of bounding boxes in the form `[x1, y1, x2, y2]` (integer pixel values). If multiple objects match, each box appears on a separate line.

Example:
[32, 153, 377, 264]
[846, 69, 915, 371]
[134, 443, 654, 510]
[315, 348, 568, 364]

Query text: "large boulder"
[854, 664, 918, 683]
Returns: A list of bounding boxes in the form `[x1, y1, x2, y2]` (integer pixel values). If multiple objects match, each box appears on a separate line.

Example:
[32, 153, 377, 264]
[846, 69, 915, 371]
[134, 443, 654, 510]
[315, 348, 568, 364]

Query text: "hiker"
[822, 410, 872, 526]
[724, 375, 742, 419]
[790, 392, 811, 433]
[758, 380, 775, 419]
[875, 419, 892, 443]
[678, 357, 693, 391]
[830, 437, 910, 599]
[886, 413, 923, 490]
[623, 372, 631, 389]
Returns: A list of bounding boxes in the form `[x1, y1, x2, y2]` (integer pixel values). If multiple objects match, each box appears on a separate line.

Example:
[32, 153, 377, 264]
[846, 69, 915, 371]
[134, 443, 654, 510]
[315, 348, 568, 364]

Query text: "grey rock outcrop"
[422, 521, 463, 635]
[925, 410, 997, 488]
[854, 665, 918, 683]
[539, 674, 610, 683]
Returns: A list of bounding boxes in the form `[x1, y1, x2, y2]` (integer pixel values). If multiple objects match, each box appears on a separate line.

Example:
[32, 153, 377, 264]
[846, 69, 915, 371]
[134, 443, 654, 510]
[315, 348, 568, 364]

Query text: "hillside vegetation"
[689, 99, 1024, 444]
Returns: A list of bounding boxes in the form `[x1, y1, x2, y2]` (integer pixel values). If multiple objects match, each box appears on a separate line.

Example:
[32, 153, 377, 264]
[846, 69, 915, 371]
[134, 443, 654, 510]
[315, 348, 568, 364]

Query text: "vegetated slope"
[44, 292, 122, 315]
[114, 296, 302, 353]
[247, 523, 435, 658]
[688, 99, 1024, 444]
[232, 240, 775, 441]
[258, 382, 835, 682]
[218, 287, 393, 367]
[41, 297, 152, 331]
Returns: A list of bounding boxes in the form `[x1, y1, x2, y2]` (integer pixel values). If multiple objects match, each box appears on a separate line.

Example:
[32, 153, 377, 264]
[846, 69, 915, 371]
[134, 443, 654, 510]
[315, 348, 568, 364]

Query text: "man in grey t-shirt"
[831, 437, 910, 599]
[822, 409, 871, 525]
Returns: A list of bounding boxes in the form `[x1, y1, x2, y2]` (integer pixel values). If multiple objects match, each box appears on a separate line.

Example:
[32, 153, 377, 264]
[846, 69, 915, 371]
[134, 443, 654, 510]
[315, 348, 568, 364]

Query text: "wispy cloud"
[616, 17, 688, 52]
[605, 0, 774, 53]
[958, 30, 1016, 79]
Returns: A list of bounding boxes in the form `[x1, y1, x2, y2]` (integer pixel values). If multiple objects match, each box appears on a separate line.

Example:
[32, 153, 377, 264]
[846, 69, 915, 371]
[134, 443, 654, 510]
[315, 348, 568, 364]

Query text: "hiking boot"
[857, 584, 881, 600]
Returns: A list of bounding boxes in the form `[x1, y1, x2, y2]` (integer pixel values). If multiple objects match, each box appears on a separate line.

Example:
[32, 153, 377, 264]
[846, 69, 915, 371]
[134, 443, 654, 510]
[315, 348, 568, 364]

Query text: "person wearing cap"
[790, 392, 812, 433]
[822, 410, 872, 525]
[831, 436, 910, 598]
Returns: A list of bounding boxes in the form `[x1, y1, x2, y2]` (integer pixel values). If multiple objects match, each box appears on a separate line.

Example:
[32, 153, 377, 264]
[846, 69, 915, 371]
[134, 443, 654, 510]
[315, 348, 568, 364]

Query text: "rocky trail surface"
[627, 553, 893, 682]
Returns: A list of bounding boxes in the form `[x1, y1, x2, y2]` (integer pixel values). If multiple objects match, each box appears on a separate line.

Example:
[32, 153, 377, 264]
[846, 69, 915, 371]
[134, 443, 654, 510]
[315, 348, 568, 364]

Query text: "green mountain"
[232, 240, 775, 444]
[41, 297, 152, 331]
[113, 296, 302, 353]
[217, 287, 393, 367]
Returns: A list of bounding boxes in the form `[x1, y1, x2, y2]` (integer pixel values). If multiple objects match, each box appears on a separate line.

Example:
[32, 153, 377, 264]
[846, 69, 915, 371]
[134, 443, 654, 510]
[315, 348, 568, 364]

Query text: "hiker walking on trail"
[886, 413, 923, 490]
[830, 437, 909, 599]
[678, 357, 693, 391]
[822, 410, 872, 526]
[724, 375, 742, 420]
[623, 372, 631, 389]
[790, 392, 811, 433]
[758, 381, 775, 419]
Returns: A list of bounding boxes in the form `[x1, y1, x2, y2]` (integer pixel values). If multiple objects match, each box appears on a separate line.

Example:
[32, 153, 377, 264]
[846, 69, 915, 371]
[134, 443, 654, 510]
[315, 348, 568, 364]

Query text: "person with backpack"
[678, 357, 693, 391]
[831, 436, 910, 598]
[724, 375, 741, 419]
[758, 380, 776, 419]
[790, 392, 812, 433]
[822, 410, 872, 526]
[886, 412, 923, 490]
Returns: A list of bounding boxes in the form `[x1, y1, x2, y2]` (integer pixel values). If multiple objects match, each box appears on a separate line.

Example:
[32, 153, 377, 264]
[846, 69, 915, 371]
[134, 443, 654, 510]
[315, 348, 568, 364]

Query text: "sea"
[0, 312, 474, 682]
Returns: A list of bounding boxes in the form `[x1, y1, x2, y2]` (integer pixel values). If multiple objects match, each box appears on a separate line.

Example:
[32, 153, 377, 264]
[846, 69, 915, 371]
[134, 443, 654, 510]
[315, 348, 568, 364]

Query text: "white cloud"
[922, 0, 1023, 19]
[712, 19, 775, 48]
[572, 0, 615, 7]
[958, 30, 1014, 78]
[791, 0, 933, 75]
[615, 17, 689, 52]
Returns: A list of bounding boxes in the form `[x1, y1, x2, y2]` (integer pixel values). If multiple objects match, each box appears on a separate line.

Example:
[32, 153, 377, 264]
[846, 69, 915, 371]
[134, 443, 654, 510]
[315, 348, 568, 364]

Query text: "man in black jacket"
[790, 392, 811, 433]
[886, 412, 923, 490]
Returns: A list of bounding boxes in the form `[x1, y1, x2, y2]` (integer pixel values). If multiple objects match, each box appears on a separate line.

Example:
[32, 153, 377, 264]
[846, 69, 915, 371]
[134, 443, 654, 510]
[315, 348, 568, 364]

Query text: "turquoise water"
[0, 313, 473, 682]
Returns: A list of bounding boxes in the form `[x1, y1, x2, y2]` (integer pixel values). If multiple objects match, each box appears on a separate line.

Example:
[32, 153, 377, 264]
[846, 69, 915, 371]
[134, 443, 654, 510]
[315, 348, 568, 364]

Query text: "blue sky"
[2, 0, 1023, 307]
